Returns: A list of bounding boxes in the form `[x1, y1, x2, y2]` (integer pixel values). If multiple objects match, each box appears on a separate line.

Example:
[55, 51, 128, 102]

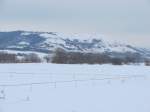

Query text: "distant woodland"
[0, 48, 150, 66]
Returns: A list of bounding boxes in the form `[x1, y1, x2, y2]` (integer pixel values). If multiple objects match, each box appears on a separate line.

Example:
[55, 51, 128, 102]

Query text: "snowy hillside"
[0, 64, 150, 112]
[0, 31, 150, 59]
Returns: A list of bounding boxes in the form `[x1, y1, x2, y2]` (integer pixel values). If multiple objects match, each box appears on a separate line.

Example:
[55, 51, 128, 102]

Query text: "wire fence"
[0, 72, 148, 102]
[0, 71, 147, 87]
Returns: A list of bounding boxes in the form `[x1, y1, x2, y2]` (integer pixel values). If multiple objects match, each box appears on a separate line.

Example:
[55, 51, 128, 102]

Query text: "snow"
[40, 33, 66, 48]
[40, 33, 52, 38]
[1, 31, 149, 55]
[18, 42, 30, 45]
[0, 64, 150, 112]
[107, 44, 136, 53]
[21, 32, 31, 36]
[7, 45, 25, 49]
[0, 50, 47, 58]
[41, 32, 139, 53]
[56, 33, 104, 41]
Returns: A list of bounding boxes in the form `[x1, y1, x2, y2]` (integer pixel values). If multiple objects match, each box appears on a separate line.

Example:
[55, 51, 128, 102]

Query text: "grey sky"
[0, 0, 150, 47]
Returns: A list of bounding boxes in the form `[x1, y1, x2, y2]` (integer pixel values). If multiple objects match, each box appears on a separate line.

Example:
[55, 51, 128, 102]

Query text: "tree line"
[51, 48, 150, 65]
[0, 49, 150, 66]
[0, 52, 41, 63]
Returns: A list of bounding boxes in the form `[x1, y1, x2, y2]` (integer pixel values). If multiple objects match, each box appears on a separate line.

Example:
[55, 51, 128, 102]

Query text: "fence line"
[0, 72, 145, 78]
[0, 74, 147, 103]
[0, 75, 145, 87]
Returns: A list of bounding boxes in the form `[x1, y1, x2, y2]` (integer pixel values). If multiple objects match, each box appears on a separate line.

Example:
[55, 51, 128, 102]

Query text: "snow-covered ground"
[0, 50, 47, 58]
[0, 64, 150, 112]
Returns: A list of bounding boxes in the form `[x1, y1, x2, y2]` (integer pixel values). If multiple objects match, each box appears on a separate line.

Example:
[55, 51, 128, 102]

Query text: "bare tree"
[21, 53, 41, 63]
[51, 48, 68, 64]
[44, 55, 51, 63]
[0, 52, 18, 63]
[145, 59, 150, 66]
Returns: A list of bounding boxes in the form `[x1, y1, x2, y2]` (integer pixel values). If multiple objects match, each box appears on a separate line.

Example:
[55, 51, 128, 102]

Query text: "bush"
[145, 59, 150, 66]
[111, 58, 123, 65]
[52, 48, 110, 64]
[51, 48, 143, 65]
[0, 52, 18, 63]
[51, 48, 68, 63]
[44, 55, 51, 63]
[21, 53, 41, 63]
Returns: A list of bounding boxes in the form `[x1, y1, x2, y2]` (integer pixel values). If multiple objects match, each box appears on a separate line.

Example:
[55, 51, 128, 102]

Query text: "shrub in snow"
[51, 48, 144, 65]
[145, 59, 150, 66]
[0, 52, 19, 63]
[21, 53, 42, 63]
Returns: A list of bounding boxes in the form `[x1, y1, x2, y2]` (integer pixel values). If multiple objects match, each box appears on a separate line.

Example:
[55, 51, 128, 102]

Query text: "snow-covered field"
[0, 64, 150, 112]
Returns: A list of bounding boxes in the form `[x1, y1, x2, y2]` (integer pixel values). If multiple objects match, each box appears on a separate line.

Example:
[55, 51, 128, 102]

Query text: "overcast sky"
[0, 0, 150, 47]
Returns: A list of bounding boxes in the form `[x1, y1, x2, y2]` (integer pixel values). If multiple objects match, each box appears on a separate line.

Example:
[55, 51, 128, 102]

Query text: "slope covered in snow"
[0, 64, 150, 112]
[0, 31, 150, 59]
